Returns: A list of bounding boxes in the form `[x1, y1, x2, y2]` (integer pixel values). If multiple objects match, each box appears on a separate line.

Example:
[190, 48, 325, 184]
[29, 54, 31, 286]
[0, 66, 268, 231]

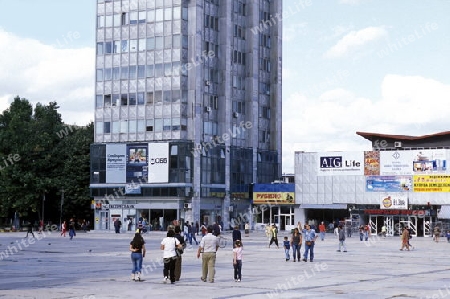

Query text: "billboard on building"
[106, 144, 126, 183]
[148, 143, 169, 183]
[126, 143, 148, 183]
[366, 176, 412, 192]
[377, 149, 447, 176]
[411, 149, 447, 174]
[413, 175, 450, 192]
[317, 151, 364, 176]
[252, 184, 295, 204]
[379, 151, 412, 176]
[364, 151, 380, 176]
[379, 193, 408, 209]
[105, 143, 169, 184]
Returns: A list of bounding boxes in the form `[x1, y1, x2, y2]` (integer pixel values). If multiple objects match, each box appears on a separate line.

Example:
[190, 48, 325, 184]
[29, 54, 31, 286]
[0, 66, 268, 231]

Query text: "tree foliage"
[0, 96, 93, 226]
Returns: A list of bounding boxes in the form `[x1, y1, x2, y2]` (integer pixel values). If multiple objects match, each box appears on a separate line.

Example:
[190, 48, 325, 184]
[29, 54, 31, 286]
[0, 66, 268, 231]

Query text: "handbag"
[174, 237, 184, 256]
[305, 241, 312, 246]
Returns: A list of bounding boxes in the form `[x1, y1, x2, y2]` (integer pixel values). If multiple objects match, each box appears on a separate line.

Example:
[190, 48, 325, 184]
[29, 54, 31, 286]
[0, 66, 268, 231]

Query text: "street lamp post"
[60, 189, 64, 231]
[42, 193, 45, 230]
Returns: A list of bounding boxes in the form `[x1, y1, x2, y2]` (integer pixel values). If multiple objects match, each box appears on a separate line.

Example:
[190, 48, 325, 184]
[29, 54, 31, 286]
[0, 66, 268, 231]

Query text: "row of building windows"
[232, 50, 246, 65]
[96, 90, 183, 108]
[97, 7, 184, 27]
[96, 35, 183, 55]
[204, 14, 219, 31]
[96, 63, 184, 81]
[96, 118, 186, 134]
[260, 34, 271, 49]
[234, 25, 245, 39]
[260, 58, 271, 72]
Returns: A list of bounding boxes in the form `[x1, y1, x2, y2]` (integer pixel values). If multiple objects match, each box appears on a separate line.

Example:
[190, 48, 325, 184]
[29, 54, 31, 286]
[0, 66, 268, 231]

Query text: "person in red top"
[319, 222, 326, 241]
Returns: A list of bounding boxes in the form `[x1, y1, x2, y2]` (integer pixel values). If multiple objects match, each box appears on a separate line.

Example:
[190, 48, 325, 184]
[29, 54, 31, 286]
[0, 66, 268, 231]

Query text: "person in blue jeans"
[290, 228, 302, 262]
[302, 224, 317, 262]
[283, 236, 290, 261]
[129, 233, 146, 281]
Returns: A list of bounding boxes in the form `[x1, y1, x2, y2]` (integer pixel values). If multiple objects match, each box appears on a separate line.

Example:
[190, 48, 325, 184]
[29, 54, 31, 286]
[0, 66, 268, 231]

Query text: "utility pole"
[60, 189, 64, 231]
[42, 193, 45, 231]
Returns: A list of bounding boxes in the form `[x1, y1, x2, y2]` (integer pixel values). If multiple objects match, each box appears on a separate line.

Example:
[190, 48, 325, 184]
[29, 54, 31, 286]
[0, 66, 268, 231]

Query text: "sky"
[0, 0, 449, 174]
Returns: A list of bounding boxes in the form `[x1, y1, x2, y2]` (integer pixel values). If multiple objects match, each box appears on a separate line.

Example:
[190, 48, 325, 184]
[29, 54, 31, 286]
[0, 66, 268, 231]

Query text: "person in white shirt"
[197, 226, 220, 283]
[161, 230, 182, 284]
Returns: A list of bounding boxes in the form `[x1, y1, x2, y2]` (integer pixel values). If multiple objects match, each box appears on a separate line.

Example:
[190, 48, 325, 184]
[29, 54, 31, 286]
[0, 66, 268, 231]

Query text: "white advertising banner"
[106, 144, 126, 183]
[379, 193, 408, 209]
[411, 149, 447, 174]
[317, 151, 364, 176]
[148, 143, 169, 183]
[380, 151, 413, 176]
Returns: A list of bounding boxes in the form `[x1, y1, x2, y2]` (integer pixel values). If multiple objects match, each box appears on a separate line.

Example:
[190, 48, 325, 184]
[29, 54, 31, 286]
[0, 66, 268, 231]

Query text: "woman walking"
[399, 227, 410, 251]
[60, 221, 66, 237]
[129, 233, 146, 281]
[161, 229, 182, 284]
[233, 240, 243, 282]
[290, 228, 302, 262]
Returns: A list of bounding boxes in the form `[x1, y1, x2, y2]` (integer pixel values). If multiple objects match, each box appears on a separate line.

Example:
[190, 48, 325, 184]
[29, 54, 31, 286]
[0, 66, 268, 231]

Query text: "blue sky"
[0, 0, 449, 173]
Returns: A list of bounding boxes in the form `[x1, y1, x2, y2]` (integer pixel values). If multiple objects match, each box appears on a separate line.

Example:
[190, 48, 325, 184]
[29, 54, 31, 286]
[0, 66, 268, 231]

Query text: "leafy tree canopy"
[0, 96, 93, 227]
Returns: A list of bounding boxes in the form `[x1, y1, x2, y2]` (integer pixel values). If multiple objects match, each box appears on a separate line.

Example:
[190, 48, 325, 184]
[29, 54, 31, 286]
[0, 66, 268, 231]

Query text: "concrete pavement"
[1, 229, 449, 299]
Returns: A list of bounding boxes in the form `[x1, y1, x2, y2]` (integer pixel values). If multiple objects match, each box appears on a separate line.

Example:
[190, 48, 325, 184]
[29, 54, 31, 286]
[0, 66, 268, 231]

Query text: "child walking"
[283, 236, 290, 261]
[233, 240, 243, 282]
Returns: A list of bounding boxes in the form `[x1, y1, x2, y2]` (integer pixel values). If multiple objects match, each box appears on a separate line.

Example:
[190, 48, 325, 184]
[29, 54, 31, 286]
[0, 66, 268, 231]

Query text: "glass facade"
[95, 0, 187, 140]
[92, 0, 282, 231]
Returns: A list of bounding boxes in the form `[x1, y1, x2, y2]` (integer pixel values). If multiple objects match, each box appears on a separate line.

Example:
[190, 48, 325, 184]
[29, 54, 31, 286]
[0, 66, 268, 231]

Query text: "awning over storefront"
[300, 204, 348, 210]
[438, 205, 450, 219]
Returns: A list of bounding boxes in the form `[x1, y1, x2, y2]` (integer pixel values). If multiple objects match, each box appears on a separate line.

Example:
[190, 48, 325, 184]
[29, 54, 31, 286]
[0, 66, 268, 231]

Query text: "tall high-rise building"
[90, 0, 282, 231]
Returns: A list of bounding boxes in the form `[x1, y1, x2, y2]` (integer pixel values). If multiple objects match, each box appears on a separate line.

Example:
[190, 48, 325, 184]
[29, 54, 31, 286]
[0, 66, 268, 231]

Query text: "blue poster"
[366, 176, 412, 192]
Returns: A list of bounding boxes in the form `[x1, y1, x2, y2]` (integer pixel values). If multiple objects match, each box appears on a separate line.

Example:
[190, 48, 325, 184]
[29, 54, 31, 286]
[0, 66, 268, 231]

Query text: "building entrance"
[369, 215, 424, 237]
[149, 209, 177, 231]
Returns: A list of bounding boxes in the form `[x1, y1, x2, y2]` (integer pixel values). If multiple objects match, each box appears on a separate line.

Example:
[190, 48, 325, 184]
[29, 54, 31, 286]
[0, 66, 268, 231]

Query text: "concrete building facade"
[90, 0, 282, 231]
[294, 131, 450, 237]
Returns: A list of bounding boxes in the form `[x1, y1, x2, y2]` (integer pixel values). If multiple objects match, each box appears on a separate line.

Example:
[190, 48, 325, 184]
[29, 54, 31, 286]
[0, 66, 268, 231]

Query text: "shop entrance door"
[424, 216, 432, 237]
[100, 211, 109, 230]
[368, 216, 378, 235]
[399, 217, 417, 237]
[385, 216, 394, 236]
[280, 215, 291, 231]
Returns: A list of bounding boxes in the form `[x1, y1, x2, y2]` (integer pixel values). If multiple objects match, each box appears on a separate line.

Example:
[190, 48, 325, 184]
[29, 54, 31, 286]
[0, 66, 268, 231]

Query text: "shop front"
[365, 209, 433, 237]
[251, 183, 295, 231]
[94, 200, 183, 232]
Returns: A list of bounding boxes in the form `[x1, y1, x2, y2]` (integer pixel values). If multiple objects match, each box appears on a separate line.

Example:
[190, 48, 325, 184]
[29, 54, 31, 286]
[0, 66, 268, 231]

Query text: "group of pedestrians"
[129, 223, 243, 284]
[127, 220, 450, 285]
[24, 219, 76, 239]
[281, 223, 319, 262]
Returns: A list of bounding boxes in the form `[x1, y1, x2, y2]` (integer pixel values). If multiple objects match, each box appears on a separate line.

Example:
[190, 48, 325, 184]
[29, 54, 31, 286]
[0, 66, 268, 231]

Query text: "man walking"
[25, 221, 35, 238]
[336, 225, 347, 252]
[319, 221, 326, 241]
[302, 224, 317, 262]
[197, 226, 220, 283]
[174, 226, 186, 281]
[114, 218, 121, 233]
[269, 224, 279, 248]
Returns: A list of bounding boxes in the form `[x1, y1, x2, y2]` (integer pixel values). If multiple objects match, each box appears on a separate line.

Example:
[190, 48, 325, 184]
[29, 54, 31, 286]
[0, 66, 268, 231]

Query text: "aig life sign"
[317, 152, 364, 176]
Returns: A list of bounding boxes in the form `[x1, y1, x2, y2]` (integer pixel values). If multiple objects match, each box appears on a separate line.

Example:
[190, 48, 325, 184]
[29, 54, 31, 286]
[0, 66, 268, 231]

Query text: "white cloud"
[324, 26, 387, 58]
[282, 75, 450, 173]
[339, 0, 363, 5]
[0, 28, 94, 125]
[283, 22, 308, 42]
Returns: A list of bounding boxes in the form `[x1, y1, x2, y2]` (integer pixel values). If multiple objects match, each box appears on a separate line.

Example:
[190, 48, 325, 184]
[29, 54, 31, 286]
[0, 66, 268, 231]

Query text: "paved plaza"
[1, 229, 449, 299]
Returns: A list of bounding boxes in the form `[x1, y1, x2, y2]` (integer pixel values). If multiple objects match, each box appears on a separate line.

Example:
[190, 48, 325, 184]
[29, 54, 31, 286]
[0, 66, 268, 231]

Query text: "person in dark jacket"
[25, 221, 35, 238]
[174, 226, 186, 281]
[337, 225, 347, 252]
[232, 226, 242, 247]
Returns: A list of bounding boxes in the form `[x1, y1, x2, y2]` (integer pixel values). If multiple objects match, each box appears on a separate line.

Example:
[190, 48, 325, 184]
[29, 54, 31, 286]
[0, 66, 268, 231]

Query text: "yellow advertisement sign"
[413, 175, 450, 192]
[253, 192, 295, 204]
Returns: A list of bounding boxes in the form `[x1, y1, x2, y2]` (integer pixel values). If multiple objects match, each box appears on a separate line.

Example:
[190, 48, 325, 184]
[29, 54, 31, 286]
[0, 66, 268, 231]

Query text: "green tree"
[0, 96, 93, 228]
